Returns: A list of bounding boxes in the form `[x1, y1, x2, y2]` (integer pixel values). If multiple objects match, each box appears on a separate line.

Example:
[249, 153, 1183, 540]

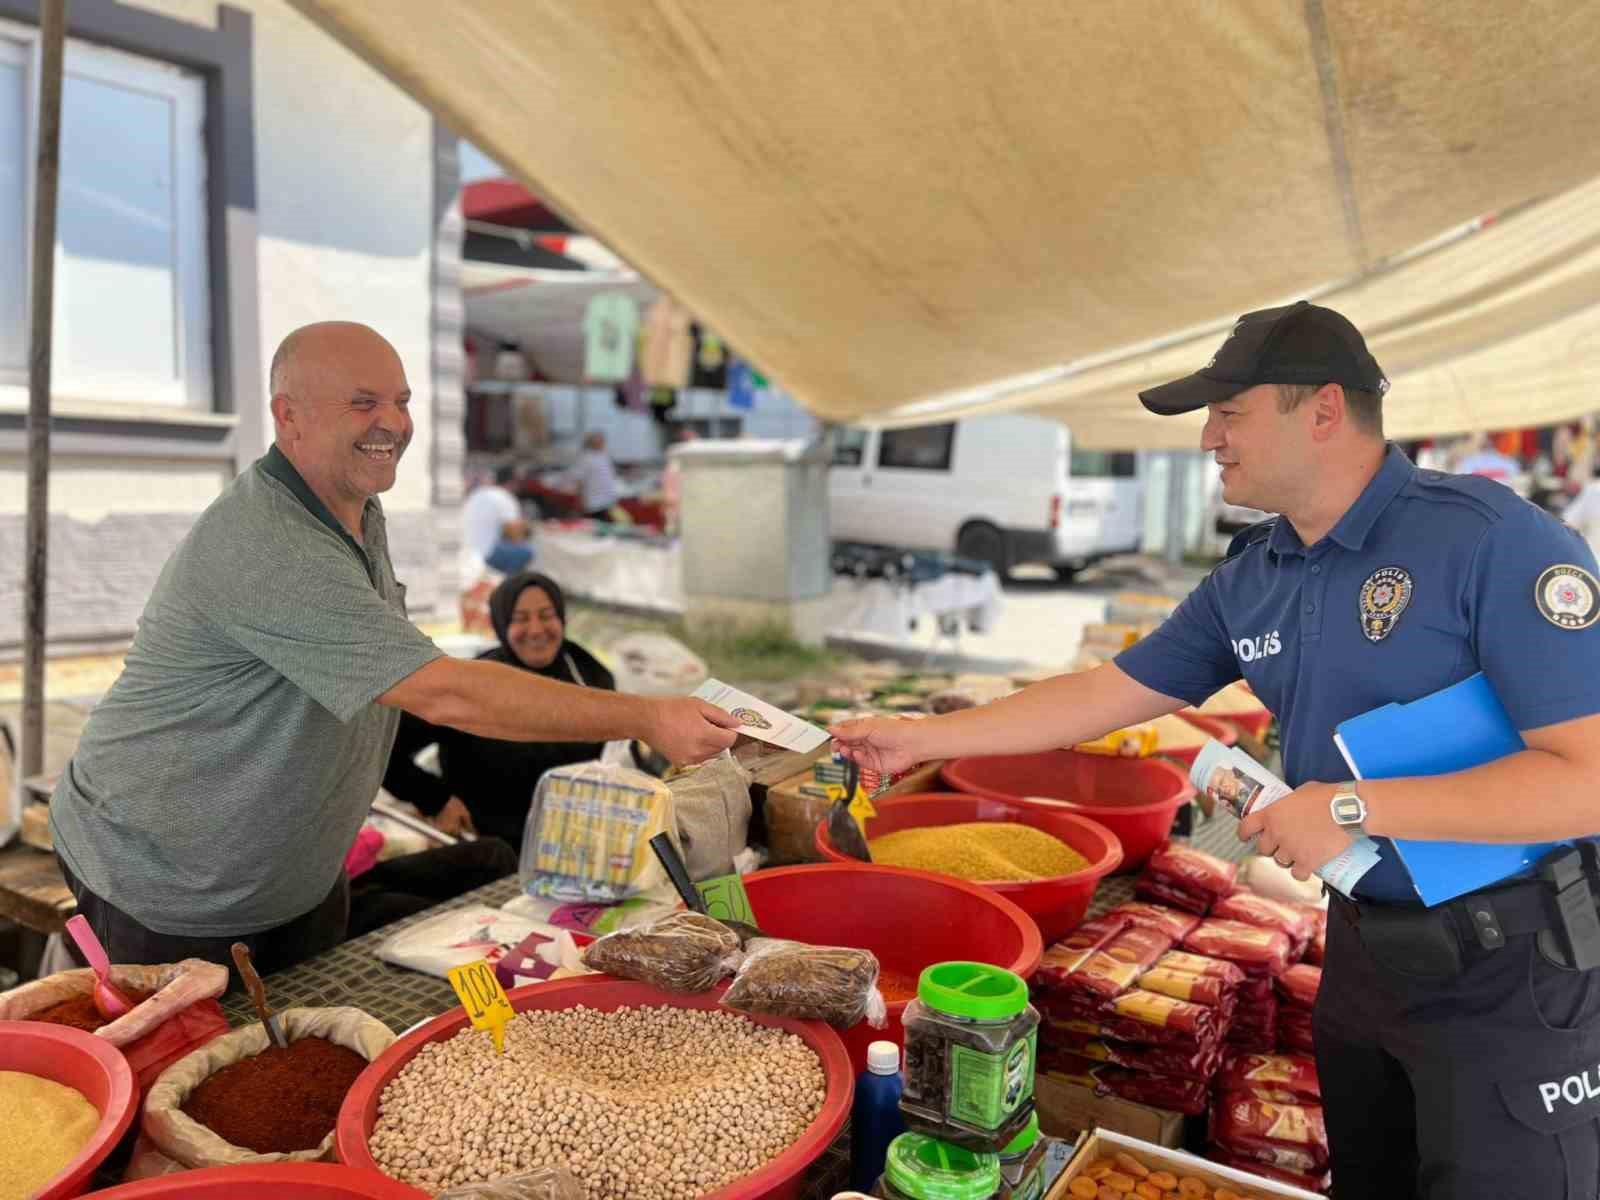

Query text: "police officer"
[831, 301, 1600, 1200]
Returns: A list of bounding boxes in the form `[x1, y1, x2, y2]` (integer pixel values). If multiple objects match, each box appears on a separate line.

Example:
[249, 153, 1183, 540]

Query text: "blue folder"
[1333, 672, 1562, 906]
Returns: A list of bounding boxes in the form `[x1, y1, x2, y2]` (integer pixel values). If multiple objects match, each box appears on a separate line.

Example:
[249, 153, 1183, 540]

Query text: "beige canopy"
[298, 1, 1600, 446]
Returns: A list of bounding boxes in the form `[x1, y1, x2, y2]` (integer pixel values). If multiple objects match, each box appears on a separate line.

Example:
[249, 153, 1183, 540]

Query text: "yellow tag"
[1073, 725, 1158, 758]
[447, 960, 515, 1054]
[847, 785, 877, 832]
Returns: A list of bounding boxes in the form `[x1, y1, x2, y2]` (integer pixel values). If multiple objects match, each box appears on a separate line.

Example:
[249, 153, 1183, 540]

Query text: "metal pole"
[22, 0, 65, 778]
[1164, 451, 1187, 566]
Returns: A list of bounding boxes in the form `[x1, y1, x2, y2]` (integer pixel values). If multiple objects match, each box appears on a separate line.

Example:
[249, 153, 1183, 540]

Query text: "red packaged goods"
[1062, 924, 1178, 999]
[1044, 1029, 1225, 1080]
[1217, 1051, 1322, 1102]
[1277, 963, 1322, 1009]
[1226, 1019, 1279, 1054]
[1105, 988, 1222, 1040]
[1210, 1098, 1330, 1174]
[1183, 918, 1294, 977]
[1109, 901, 1204, 941]
[1155, 950, 1246, 985]
[1048, 1013, 1224, 1052]
[1145, 841, 1240, 899]
[1210, 892, 1318, 949]
[1134, 877, 1214, 916]
[1279, 1005, 1317, 1055]
[1211, 1149, 1333, 1194]
[1038, 912, 1133, 986]
[1050, 1053, 1212, 1116]
[1139, 965, 1233, 1008]
[1237, 975, 1275, 1005]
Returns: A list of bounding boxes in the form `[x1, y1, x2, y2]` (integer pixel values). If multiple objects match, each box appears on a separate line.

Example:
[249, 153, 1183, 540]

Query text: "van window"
[1069, 447, 1137, 478]
[878, 423, 955, 471]
[832, 427, 869, 467]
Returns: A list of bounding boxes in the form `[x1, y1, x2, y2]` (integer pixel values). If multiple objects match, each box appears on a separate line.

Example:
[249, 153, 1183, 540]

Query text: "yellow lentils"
[869, 822, 1089, 881]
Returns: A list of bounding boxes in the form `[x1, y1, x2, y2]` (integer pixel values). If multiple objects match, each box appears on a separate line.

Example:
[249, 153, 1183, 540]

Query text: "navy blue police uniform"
[1117, 444, 1600, 1198]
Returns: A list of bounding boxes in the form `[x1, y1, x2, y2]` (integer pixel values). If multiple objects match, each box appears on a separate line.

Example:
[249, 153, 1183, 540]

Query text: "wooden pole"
[22, 0, 66, 778]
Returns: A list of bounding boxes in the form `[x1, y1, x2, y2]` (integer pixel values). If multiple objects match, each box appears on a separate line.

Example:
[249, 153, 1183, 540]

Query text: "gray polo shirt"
[50, 447, 444, 936]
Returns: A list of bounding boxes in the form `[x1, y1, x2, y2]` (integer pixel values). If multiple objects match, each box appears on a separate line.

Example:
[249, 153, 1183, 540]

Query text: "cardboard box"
[1034, 1070, 1185, 1149]
[1044, 1128, 1323, 1199]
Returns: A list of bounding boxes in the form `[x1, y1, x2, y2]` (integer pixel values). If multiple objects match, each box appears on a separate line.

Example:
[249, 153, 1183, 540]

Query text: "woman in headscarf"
[382, 571, 616, 852]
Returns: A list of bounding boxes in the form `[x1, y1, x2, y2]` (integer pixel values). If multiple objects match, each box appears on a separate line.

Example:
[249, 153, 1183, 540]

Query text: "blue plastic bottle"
[851, 1040, 907, 1191]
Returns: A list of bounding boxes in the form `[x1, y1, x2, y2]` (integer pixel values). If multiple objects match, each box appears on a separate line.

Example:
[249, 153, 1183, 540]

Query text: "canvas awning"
[296, 1, 1600, 446]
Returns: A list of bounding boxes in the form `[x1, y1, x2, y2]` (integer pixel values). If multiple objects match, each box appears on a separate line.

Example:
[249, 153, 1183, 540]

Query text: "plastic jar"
[900, 961, 1040, 1152]
[996, 1112, 1048, 1200]
[871, 1132, 1001, 1199]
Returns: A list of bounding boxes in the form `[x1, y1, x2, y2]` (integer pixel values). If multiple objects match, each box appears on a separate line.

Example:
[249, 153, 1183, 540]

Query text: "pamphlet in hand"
[1190, 739, 1380, 898]
[692, 679, 830, 753]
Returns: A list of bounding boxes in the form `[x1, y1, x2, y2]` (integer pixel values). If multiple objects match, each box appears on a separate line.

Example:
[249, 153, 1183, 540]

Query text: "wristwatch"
[1330, 781, 1368, 837]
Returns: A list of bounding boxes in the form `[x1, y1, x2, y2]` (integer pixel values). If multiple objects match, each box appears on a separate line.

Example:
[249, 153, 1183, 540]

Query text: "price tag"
[446, 960, 515, 1054]
[696, 874, 758, 927]
[847, 786, 877, 832]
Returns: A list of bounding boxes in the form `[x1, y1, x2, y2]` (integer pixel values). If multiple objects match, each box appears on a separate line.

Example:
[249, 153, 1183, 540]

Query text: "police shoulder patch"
[1535, 564, 1600, 631]
[1359, 566, 1413, 642]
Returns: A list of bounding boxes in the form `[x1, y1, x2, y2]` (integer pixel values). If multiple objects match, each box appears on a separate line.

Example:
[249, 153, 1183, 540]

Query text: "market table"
[0, 841, 74, 935]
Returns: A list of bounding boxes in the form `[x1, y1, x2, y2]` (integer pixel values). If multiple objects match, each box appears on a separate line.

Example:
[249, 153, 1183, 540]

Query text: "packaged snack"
[1103, 989, 1223, 1041]
[1049, 1053, 1211, 1115]
[1109, 902, 1204, 942]
[720, 939, 885, 1028]
[1037, 913, 1134, 986]
[1209, 1096, 1330, 1173]
[1153, 951, 1246, 986]
[1041, 1030, 1224, 1080]
[519, 761, 677, 902]
[1144, 842, 1240, 900]
[1210, 892, 1318, 956]
[1046, 1013, 1224, 1052]
[1276, 964, 1322, 1010]
[580, 911, 742, 993]
[1138, 966, 1233, 1009]
[1060, 926, 1176, 1000]
[1182, 919, 1294, 978]
[1209, 1149, 1333, 1193]
[1134, 876, 1215, 916]
[1278, 1005, 1317, 1055]
[1216, 1053, 1321, 1102]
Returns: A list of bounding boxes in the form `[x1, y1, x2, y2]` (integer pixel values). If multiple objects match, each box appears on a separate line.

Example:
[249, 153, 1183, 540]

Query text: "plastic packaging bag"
[438, 1166, 584, 1200]
[376, 906, 545, 978]
[581, 911, 743, 993]
[133, 1006, 394, 1176]
[519, 761, 678, 901]
[721, 937, 886, 1028]
[666, 750, 753, 881]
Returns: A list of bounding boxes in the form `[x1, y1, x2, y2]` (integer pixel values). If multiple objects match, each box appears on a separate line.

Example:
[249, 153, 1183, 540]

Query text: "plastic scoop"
[231, 942, 288, 1049]
[64, 914, 137, 1021]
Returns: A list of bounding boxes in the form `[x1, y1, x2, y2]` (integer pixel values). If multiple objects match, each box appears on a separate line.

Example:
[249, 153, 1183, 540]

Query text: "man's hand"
[828, 716, 930, 778]
[1237, 780, 1351, 882]
[432, 796, 476, 837]
[647, 697, 741, 765]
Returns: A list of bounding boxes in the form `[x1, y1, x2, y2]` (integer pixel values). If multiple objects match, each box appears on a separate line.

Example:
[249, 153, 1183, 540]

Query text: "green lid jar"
[996, 1113, 1048, 1199]
[900, 963, 1040, 1154]
[876, 1133, 1001, 1200]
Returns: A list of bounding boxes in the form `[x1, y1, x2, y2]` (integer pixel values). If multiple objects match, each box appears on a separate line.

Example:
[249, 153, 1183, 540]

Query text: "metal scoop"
[231, 942, 288, 1049]
[648, 832, 767, 944]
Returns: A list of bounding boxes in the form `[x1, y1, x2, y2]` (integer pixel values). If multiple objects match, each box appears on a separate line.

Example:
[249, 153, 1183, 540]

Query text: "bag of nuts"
[720, 938, 887, 1029]
[580, 911, 744, 993]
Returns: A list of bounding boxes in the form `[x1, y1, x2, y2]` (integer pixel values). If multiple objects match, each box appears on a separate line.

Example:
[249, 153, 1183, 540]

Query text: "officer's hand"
[1237, 780, 1351, 882]
[829, 716, 930, 778]
[646, 697, 741, 766]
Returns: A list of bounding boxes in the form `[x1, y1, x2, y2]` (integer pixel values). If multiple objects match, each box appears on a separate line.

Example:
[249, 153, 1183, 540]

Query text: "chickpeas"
[368, 1005, 827, 1199]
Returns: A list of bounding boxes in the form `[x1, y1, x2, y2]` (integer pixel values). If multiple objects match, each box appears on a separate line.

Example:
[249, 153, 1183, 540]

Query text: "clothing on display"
[640, 297, 694, 388]
[582, 292, 640, 382]
[691, 324, 728, 389]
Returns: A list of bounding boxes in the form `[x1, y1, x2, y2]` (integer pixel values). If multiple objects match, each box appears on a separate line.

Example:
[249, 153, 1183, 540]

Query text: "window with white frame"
[0, 25, 210, 410]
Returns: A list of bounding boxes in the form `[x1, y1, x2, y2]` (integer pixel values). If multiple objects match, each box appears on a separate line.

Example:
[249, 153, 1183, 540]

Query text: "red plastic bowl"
[941, 751, 1196, 871]
[1163, 709, 1239, 768]
[337, 975, 852, 1200]
[812, 793, 1122, 944]
[0, 1020, 138, 1200]
[90, 1163, 428, 1198]
[1208, 706, 1275, 739]
[742, 864, 1044, 1074]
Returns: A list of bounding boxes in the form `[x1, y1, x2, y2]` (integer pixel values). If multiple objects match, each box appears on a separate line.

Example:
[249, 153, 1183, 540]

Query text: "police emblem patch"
[1359, 566, 1413, 642]
[1535, 564, 1600, 630]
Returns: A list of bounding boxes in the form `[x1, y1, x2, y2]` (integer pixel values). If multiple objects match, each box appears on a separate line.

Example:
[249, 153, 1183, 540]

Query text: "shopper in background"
[1562, 463, 1600, 560]
[461, 463, 535, 573]
[383, 571, 615, 850]
[832, 301, 1600, 1200]
[575, 430, 622, 519]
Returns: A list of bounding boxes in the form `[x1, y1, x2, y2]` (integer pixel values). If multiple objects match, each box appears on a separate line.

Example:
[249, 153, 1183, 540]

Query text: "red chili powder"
[180, 1037, 369, 1154]
[30, 988, 157, 1032]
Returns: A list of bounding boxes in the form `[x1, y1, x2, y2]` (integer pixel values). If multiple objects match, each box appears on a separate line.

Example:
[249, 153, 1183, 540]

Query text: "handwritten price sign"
[447, 960, 515, 1054]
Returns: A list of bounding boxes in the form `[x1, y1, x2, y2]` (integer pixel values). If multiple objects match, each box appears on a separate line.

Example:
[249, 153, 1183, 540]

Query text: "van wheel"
[1052, 564, 1081, 583]
[957, 522, 1009, 578]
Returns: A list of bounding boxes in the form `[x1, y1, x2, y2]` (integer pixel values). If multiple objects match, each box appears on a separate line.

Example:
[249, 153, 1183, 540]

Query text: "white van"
[829, 413, 1143, 580]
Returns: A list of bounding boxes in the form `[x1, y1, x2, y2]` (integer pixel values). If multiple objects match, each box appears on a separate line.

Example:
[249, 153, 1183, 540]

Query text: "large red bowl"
[813, 793, 1122, 943]
[90, 1163, 427, 1198]
[742, 863, 1043, 1074]
[941, 751, 1196, 871]
[0, 1020, 138, 1200]
[337, 975, 852, 1200]
[1164, 709, 1239, 767]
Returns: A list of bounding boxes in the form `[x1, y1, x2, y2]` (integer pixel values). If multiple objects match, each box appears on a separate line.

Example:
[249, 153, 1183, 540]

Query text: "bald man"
[49, 323, 738, 974]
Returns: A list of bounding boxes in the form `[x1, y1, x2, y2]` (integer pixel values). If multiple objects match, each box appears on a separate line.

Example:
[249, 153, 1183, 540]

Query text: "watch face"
[1333, 795, 1363, 824]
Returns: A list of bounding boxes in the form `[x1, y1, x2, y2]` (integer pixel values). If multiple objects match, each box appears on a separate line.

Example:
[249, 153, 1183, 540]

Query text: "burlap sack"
[135, 1006, 394, 1174]
[0, 958, 227, 1044]
[667, 750, 752, 880]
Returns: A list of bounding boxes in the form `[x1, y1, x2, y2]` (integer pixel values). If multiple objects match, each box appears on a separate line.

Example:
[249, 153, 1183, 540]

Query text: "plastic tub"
[741, 864, 1044, 1074]
[812, 793, 1122, 943]
[0, 1020, 138, 1200]
[1207, 706, 1274, 740]
[941, 751, 1196, 871]
[1164, 709, 1239, 767]
[90, 1163, 428, 1198]
[337, 975, 852, 1200]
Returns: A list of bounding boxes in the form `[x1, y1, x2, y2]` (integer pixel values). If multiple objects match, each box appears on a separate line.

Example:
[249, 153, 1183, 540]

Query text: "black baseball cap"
[1139, 300, 1389, 415]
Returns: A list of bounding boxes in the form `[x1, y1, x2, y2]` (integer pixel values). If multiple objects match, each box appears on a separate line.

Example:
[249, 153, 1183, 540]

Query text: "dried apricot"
[1177, 1178, 1210, 1198]
[1134, 1182, 1164, 1200]
[1085, 1158, 1117, 1179]
[1069, 1179, 1102, 1199]
[1116, 1151, 1152, 1178]
[1214, 1190, 1246, 1200]
[1097, 1186, 1126, 1200]
[1147, 1172, 1178, 1189]
[1105, 1172, 1138, 1191]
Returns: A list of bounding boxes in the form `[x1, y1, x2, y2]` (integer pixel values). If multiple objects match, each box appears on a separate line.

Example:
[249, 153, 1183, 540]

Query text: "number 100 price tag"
[447, 959, 515, 1054]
